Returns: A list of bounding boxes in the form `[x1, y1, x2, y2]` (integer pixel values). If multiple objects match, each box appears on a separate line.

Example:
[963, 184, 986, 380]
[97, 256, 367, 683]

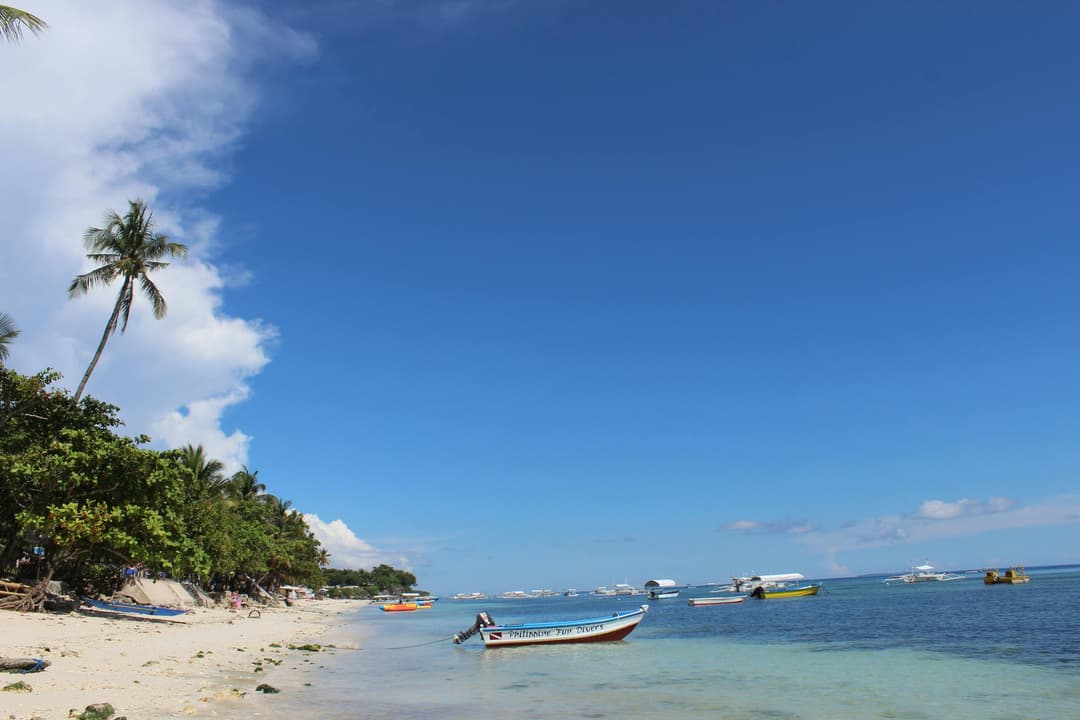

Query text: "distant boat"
[452, 592, 489, 601]
[645, 579, 680, 600]
[453, 605, 649, 648]
[731, 573, 805, 593]
[750, 584, 821, 599]
[82, 597, 187, 617]
[883, 564, 964, 584]
[688, 596, 745, 607]
[564, 589, 580, 597]
[984, 566, 1030, 585]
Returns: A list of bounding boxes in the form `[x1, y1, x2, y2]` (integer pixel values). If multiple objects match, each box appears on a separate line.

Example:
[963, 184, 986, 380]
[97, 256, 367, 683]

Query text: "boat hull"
[688, 596, 745, 607]
[752, 584, 821, 599]
[478, 605, 648, 648]
[82, 598, 187, 616]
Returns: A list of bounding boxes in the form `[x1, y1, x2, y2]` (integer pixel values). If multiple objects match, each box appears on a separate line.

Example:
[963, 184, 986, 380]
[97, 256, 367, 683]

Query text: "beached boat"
[645, 579, 680, 600]
[883, 564, 964, 584]
[82, 597, 188, 617]
[453, 605, 649, 648]
[688, 596, 745, 607]
[984, 566, 1030, 584]
[750, 584, 821, 599]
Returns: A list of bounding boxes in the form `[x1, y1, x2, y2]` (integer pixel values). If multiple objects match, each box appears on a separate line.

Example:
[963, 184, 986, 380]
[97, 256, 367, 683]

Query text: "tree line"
[0, 194, 416, 608]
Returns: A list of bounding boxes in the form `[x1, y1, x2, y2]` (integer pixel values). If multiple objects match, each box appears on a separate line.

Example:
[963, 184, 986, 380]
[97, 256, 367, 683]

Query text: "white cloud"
[916, 497, 1015, 520]
[723, 519, 817, 535]
[303, 514, 411, 571]
[798, 495, 1079, 554]
[1, 1, 314, 471]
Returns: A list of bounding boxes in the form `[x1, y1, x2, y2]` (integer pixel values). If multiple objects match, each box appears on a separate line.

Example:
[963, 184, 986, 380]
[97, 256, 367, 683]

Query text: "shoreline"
[2, 600, 365, 719]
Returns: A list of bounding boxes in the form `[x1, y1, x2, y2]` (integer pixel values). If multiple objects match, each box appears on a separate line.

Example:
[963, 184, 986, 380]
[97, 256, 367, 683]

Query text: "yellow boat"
[984, 566, 1030, 584]
[751, 583, 821, 599]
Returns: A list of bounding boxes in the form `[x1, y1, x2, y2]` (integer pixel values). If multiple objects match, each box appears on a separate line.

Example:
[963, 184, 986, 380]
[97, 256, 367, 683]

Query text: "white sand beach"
[1, 601, 361, 719]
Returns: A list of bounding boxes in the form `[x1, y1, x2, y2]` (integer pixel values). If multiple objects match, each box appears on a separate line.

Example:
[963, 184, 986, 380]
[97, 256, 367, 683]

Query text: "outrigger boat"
[984, 566, 1030, 584]
[453, 605, 649, 648]
[883, 563, 965, 584]
[750, 584, 821, 599]
[688, 596, 745, 607]
[81, 597, 188, 617]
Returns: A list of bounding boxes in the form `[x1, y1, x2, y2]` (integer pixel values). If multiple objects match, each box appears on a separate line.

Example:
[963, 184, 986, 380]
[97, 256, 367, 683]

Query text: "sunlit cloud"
[2, 1, 314, 471]
[303, 514, 411, 571]
[798, 495, 1080, 553]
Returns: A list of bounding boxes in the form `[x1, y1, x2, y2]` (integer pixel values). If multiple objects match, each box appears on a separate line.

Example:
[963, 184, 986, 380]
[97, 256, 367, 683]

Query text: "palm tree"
[0, 312, 19, 364]
[68, 200, 187, 401]
[0, 5, 47, 42]
[178, 444, 227, 494]
[226, 466, 266, 503]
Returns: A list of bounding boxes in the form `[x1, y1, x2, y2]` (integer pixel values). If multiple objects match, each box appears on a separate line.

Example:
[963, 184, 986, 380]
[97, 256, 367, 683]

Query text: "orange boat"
[380, 602, 419, 612]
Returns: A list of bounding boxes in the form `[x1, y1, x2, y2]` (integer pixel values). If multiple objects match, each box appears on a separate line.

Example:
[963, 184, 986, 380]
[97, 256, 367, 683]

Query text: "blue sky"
[4, 1, 1079, 594]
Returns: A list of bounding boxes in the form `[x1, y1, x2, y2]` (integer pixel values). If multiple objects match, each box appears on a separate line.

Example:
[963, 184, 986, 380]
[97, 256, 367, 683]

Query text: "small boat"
[453, 605, 649, 648]
[82, 597, 188, 617]
[984, 566, 1030, 584]
[883, 563, 965, 584]
[750, 584, 821, 599]
[730, 573, 805, 593]
[688, 596, 745, 607]
[645, 579, 680, 600]
[380, 602, 421, 612]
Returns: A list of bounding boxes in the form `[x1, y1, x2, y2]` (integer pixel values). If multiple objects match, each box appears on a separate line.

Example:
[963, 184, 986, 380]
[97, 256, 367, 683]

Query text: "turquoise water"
[238, 567, 1079, 718]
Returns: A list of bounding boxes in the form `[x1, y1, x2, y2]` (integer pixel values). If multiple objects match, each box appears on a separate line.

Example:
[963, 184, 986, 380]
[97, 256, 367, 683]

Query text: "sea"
[228, 566, 1079, 719]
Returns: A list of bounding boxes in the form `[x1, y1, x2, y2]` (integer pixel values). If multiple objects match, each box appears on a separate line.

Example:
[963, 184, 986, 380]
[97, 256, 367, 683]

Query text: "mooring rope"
[382, 634, 458, 650]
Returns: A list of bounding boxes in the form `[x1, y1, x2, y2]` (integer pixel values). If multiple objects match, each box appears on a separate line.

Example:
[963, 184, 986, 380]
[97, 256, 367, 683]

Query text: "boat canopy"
[644, 579, 677, 589]
[749, 573, 804, 583]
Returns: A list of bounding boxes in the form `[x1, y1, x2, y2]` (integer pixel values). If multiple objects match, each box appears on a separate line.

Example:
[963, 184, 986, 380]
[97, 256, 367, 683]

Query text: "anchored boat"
[688, 596, 745, 607]
[750, 584, 821, 599]
[453, 605, 649, 648]
[984, 566, 1030, 584]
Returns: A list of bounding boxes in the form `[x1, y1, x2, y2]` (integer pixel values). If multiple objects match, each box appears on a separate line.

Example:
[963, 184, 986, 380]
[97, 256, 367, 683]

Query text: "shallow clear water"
[231, 567, 1080, 719]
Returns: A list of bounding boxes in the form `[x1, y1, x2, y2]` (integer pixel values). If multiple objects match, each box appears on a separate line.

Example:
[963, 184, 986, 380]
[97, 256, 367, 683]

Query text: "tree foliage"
[0, 367, 344, 607]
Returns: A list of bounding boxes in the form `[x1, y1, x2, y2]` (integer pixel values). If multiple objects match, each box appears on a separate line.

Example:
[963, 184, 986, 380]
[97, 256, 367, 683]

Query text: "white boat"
[592, 586, 616, 596]
[644, 579, 680, 600]
[454, 605, 649, 648]
[452, 592, 489, 601]
[688, 596, 745, 607]
[499, 590, 534, 599]
[731, 573, 804, 593]
[883, 563, 965, 584]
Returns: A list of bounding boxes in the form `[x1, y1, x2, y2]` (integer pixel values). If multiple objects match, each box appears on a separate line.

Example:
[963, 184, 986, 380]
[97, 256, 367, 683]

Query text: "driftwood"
[0, 657, 50, 672]
[0, 579, 48, 612]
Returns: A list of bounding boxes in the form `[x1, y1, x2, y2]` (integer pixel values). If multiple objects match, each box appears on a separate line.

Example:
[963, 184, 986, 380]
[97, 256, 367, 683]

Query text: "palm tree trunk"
[73, 281, 128, 402]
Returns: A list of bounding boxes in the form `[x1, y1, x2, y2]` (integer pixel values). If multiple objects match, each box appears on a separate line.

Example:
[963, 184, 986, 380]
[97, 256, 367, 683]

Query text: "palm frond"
[139, 275, 168, 319]
[0, 6, 48, 43]
[0, 311, 20, 362]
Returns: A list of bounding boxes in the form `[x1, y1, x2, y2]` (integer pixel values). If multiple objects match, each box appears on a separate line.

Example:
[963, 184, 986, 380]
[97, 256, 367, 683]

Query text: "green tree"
[0, 312, 18, 364]
[0, 5, 46, 42]
[0, 368, 202, 609]
[178, 444, 227, 494]
[68, 200, 187, 401]
[226, 465, 266, 503]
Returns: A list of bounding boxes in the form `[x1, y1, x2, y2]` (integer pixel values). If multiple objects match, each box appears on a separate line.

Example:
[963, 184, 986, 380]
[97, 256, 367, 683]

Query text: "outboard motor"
[453, 611, 496, 644]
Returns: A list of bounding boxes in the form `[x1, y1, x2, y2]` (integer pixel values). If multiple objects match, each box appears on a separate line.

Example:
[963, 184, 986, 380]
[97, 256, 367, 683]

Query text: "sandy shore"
[1, 600, 363, 719]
